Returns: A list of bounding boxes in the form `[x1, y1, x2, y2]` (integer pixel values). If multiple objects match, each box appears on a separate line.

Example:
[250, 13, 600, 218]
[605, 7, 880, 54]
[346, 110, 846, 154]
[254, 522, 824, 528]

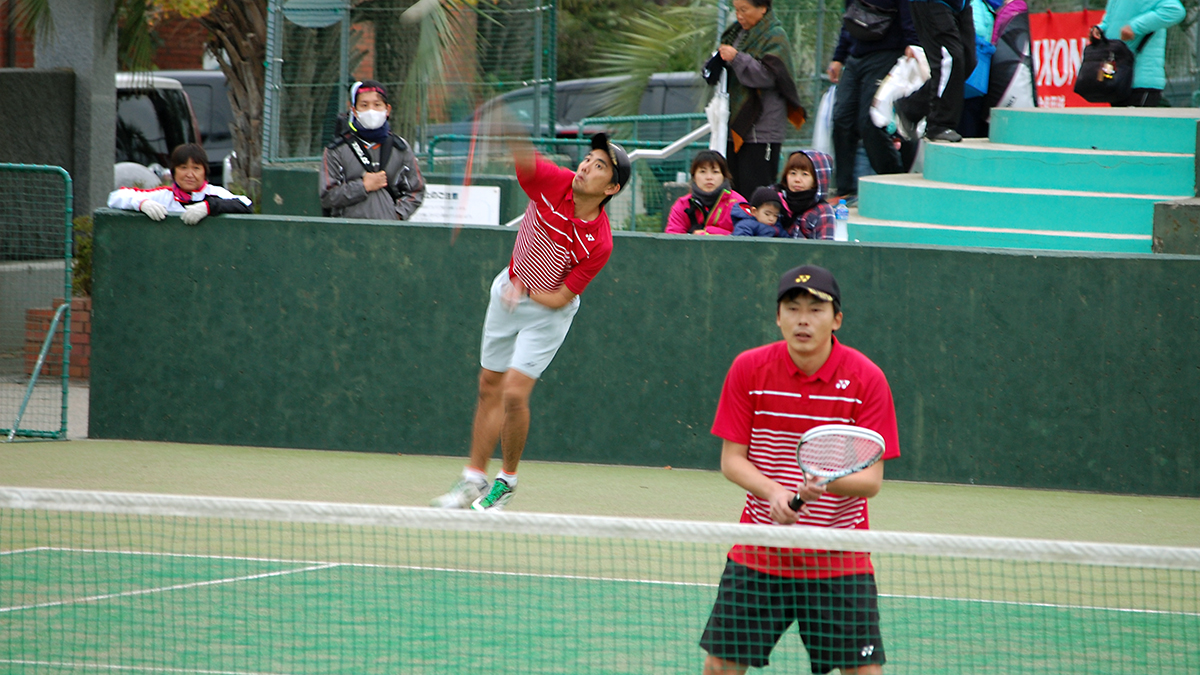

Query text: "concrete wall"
[0, 260, 68, 358]
[1155, 198, 1200, 255]
[89, 210, 1200, 496]
[34, 0, 115, 216]
[0, 69, 76, 170]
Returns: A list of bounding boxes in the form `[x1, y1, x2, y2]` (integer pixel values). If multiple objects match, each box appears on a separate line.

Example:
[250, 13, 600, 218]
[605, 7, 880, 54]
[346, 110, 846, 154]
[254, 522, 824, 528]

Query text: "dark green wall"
[260, 164, 525, 224]
[90, 211, 1200, 496]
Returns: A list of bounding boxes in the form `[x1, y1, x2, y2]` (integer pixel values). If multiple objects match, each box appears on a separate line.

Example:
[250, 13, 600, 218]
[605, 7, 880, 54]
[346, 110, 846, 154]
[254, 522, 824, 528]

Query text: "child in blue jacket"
[732, 149, 835, 239]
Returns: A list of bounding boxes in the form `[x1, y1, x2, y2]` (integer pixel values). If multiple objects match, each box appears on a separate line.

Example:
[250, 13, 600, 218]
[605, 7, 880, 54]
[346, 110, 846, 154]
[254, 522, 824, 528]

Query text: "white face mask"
[355, 108, 387, 130]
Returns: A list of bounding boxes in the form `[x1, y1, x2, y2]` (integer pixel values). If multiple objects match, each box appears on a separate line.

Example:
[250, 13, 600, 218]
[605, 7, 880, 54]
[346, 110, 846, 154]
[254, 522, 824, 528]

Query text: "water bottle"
[834, 198, 850, 242]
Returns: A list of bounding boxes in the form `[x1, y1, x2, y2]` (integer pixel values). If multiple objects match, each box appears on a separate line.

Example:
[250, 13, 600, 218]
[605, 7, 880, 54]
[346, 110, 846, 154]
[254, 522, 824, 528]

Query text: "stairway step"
[858, 173, 1171, 241]
[989, 107, 1200, 154]
[923, 139, 1194, 196]
[847, 211, 1152, 253]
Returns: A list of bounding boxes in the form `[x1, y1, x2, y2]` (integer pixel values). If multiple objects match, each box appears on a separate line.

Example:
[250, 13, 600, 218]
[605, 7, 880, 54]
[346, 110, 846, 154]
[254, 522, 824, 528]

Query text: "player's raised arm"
[480, 104, 537, 175]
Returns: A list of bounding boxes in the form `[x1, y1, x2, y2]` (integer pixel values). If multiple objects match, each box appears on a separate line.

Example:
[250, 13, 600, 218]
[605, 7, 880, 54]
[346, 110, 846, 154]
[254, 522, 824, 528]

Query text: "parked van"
[155, 70, 234, 184]
[115, 73, 200, 177]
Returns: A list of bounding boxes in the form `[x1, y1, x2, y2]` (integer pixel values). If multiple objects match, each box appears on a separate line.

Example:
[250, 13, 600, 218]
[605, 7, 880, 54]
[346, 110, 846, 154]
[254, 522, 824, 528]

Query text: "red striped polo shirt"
[711, 337, 901, 579]
[509, 155, 613, 295]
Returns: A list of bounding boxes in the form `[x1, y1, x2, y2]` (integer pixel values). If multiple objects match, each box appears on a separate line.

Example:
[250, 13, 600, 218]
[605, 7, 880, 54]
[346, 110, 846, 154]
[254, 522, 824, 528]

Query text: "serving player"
[700, 265, 901, 675]
[432, 129, 631, 511]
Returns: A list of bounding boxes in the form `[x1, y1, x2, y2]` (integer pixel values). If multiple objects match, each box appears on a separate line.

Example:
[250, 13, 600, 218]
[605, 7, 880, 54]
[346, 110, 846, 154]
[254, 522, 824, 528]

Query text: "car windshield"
[116, 88, 195, 167]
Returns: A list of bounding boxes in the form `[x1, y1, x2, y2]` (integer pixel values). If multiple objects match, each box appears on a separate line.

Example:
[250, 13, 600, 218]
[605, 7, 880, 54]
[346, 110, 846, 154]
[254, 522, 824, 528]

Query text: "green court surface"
[2, 439, 1199, 674]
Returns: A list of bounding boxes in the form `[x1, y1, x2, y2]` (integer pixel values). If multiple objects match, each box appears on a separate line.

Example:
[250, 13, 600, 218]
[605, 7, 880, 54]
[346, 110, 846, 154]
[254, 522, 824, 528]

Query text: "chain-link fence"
[264, 0, 557, 163]
[264, 0, 1200, 227]
[0, 164, 72, 440]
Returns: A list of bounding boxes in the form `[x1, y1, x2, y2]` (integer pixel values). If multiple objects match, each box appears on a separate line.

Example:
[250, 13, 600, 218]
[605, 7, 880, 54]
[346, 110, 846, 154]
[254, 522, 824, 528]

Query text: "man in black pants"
[827, 0, 921, 199]
[900, 0, 975, 143]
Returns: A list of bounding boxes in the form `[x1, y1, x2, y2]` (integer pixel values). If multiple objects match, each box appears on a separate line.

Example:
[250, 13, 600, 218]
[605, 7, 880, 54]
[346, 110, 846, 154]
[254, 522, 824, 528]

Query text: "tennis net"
[2, 487, 1198, 674]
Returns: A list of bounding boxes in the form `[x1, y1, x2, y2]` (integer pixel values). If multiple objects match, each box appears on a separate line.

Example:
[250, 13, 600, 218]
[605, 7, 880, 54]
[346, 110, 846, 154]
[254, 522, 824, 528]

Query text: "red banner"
[1028, 10, 1108, 108]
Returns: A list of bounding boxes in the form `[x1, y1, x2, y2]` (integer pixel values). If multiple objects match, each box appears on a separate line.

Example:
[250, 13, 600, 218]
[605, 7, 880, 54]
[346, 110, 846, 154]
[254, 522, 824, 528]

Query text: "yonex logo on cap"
[797, 274, 811, 282]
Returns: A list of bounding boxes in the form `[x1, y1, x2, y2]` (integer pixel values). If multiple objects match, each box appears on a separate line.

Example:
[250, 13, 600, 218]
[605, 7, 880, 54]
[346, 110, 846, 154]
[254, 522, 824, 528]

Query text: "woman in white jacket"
[108, 144, 252, 225]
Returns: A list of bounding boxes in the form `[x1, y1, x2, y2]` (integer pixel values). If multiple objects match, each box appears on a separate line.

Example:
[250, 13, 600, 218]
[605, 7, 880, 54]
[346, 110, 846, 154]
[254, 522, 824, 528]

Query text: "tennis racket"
[788, 424, 885, 511]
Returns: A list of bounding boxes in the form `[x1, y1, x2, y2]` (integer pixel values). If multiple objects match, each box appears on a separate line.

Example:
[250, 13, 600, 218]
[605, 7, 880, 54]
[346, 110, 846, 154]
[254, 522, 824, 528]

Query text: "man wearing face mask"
[321, 80, 425, 220]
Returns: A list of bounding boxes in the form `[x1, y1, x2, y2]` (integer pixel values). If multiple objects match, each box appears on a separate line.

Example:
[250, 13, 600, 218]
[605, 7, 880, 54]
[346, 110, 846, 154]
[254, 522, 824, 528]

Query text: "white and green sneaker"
[470, 478, 515, 511]
[431, 477, 488, 509]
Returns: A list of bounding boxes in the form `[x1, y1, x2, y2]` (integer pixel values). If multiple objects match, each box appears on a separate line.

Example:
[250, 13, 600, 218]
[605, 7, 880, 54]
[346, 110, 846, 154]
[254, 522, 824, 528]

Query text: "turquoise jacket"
[1097, 0, 1185, 90]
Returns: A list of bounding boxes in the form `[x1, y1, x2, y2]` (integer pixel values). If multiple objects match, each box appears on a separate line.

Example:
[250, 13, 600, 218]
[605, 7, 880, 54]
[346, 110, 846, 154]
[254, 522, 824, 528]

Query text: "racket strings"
[799, 435, 882, 476]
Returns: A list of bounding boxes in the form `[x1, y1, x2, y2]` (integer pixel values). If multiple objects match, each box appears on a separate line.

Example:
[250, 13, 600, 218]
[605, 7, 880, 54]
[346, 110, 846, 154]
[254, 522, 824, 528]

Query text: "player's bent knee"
[477, 368, 505, 394]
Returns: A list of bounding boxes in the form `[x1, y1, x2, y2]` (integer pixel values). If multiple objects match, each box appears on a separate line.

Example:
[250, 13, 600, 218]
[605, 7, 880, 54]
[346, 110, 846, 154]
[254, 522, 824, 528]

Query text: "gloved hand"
[181, 201, 209, 226]
[139, 199, 168, 221]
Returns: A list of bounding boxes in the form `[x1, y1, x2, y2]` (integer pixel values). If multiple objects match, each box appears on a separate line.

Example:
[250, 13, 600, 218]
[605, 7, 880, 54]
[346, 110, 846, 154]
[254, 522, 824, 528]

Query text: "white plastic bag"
[869, 47, 931, 129]
[706, 70, 730, 152]
[811, 85, 836, 156]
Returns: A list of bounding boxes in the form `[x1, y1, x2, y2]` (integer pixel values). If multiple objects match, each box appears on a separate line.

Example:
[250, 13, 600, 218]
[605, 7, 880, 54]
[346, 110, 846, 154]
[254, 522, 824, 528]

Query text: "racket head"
[796, 424, 885, 483]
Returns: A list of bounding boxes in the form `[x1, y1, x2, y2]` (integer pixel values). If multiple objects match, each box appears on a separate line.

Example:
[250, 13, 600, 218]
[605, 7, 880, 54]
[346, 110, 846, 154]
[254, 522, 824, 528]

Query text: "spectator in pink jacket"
[665, 150, 746, 236]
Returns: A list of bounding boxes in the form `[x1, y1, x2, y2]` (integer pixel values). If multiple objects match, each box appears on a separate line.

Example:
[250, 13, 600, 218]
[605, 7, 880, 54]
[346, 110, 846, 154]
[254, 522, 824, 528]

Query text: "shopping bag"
[812, 85, 836, 155]
[869, 48, 930, 129]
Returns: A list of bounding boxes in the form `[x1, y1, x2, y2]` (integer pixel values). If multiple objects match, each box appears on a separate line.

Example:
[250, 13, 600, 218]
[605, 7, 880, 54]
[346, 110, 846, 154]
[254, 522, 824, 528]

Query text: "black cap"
[750, 186, 782, 209]
[591, 133, 631, 192]
[777, 265, 841, 307]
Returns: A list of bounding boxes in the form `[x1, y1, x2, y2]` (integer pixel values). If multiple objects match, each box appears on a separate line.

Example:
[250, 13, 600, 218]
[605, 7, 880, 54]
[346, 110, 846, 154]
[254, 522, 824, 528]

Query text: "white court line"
[10, 547, 1199, 618]
[879, 592, 1200, 619]
[0, 562, 339, 614]
[0, 546, 51, 556]
[0, 659, 295, 675]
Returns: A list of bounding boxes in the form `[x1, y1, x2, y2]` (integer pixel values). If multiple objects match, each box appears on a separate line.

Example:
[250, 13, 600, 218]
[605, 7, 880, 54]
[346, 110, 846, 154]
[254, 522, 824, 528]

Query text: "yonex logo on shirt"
[836, 379, 850, 389]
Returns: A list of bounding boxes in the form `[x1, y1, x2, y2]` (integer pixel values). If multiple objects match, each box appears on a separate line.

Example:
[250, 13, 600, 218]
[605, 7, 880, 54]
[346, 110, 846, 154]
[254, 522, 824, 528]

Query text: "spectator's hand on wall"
[139, 199, 167, 221]
[362, 171, 389, 193]
[827, 61, 843, 84]
[181, 202, 209, 226]
[718, 45, 739, 62]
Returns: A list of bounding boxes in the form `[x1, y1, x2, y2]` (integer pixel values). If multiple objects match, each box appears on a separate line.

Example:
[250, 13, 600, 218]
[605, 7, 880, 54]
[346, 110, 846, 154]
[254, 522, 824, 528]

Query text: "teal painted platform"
[850, 107, 1199, 252]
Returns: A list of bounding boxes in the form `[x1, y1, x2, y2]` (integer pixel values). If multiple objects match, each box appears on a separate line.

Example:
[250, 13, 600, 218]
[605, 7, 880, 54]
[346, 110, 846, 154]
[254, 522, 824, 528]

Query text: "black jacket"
[832, 0, 921, 62]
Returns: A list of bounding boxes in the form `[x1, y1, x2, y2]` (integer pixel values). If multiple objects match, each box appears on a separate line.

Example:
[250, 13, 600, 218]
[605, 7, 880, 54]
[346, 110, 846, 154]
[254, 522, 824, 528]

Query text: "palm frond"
[109, 0, 158, 74]
[393, 0, 474, 136]
[589, 1, 718, 116]
[12, 0, 55, 40]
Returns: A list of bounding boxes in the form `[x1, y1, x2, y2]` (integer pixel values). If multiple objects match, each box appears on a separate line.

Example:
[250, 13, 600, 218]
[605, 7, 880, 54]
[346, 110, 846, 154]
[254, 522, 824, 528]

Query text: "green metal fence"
[0, 164, 72, 441]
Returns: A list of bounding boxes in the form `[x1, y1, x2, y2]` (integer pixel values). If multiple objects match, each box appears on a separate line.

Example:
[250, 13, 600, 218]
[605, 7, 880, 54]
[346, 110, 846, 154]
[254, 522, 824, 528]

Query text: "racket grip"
[788, 494, 804, 511]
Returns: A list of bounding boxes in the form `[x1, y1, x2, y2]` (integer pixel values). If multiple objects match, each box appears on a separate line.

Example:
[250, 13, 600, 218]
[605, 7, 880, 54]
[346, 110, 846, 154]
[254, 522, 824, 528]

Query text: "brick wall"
[25, 297, 90, 380]
[154, 17, 209, 70]
[1, 3, 37, 68]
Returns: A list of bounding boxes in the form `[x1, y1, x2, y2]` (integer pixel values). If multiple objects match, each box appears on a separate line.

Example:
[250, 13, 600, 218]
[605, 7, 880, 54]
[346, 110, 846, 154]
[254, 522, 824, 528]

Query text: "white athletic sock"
[496, 471, 517, 487]
[463, 467, 488, 486]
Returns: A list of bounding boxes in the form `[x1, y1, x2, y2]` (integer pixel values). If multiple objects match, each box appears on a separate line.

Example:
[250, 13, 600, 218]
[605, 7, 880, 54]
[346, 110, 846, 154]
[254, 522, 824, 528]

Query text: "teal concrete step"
[856, 174, 1171, 251]
[989, 107, 1200, 154]
[846, 211, 1151, 253]
[923, 139, 1194, 196]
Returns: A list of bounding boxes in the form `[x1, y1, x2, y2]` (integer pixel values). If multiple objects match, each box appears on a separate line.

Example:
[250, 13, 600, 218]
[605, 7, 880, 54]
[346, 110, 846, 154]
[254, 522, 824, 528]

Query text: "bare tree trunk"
[199, 0, 266, 201]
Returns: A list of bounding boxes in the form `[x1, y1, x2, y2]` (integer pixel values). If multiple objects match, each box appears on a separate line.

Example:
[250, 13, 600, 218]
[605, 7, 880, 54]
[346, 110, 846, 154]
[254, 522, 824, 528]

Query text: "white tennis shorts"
[479, 268, 580, 379]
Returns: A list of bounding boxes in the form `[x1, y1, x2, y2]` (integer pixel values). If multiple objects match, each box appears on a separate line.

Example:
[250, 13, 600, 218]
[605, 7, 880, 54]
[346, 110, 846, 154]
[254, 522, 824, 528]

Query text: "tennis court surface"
[3, 487, 1198, 674]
